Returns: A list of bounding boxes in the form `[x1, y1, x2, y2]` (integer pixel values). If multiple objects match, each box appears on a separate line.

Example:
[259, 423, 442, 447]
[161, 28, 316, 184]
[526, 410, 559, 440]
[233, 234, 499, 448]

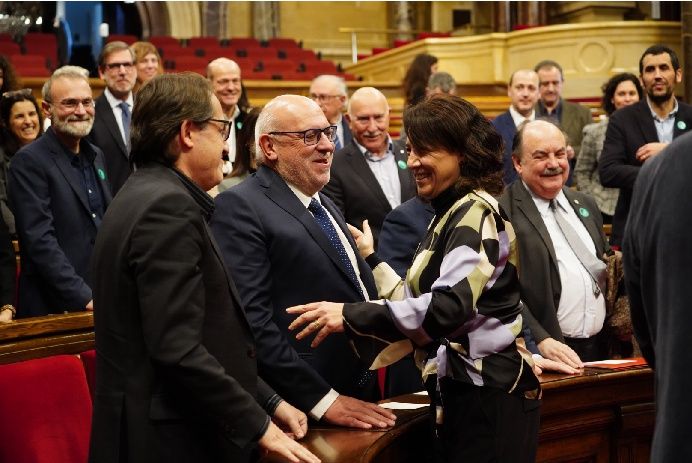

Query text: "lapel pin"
[677, 120, 687, 130]
[97, 168, 106, 180]
[397, 160, 407, 170]
[236, 121, 243, 130]
[579, 207, 589, 218]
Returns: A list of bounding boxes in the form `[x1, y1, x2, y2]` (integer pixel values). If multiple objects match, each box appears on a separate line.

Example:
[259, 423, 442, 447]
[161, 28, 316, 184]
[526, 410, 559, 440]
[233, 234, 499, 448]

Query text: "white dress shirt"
[353, 138, 402, 209]
[103, 88, 134, 145]
[509, 106, 535, 128]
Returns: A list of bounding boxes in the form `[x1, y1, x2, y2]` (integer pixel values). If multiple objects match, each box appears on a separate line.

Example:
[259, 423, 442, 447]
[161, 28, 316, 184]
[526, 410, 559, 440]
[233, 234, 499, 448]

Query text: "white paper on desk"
[583, 359, 638, 366]
[380, 402, 428, 410]
[413, 391, 428, 396]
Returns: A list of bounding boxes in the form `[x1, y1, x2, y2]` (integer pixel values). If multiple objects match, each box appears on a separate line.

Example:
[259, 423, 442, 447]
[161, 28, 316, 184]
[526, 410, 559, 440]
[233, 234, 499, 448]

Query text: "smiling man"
[88, 41, 136, 194]
[309, 75, 351, 149]
[599, 44, 692, 247]
[8, 66, 112, 317]
[210, 95, 396, 431]
[500, 120, 610, 365]
[322, 87, 415, 246]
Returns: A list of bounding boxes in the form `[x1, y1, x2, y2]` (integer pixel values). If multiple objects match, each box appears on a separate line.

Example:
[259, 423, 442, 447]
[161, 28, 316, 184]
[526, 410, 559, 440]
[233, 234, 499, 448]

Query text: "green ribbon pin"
[397, 160, 407, 170]
[97, 168, 106, 180]
[579, 207, 589, 218]
[677, 120, 687, 131]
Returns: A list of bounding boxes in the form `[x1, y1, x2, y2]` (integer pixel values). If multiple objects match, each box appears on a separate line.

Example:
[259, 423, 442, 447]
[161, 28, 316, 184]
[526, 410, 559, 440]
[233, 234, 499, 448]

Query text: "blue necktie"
[334, 135, 342, 150]
[119, 102, 131, 148]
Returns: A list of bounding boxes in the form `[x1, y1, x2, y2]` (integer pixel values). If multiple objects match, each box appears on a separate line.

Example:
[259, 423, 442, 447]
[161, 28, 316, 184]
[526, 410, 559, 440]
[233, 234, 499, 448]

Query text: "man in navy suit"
[88, 41, 136, 195]
[211, 95, 396, 430]
[600, 44, 692, 247]
[491, 69, 540, 186]
[8, 66, 112, 317]
[309, 75, 351, 150]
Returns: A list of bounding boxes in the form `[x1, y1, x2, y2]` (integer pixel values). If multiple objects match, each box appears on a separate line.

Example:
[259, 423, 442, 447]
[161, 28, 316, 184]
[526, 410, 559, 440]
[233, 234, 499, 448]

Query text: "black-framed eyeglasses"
[269, 126, 337, 145]
[2, 88, 32, 99]
[207, 118, 232, 141]
[104, 61, 135, 71]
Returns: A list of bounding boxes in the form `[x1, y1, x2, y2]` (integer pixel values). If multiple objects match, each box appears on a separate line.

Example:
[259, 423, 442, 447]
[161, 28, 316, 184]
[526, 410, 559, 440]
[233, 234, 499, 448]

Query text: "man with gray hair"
[426, 71, 457, 96]
[8, 65, 111, 317]
[309, 74, 351, 149]
[211, 94, 397, 430]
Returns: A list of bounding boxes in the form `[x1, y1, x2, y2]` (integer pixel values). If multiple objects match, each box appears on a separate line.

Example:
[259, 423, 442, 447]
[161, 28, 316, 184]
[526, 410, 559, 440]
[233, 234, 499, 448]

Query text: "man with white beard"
[8, 66, 112, 317]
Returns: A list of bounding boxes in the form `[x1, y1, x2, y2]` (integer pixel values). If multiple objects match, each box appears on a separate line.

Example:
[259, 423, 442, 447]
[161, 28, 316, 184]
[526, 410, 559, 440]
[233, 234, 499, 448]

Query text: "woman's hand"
[272, 400, 308, 440]
[287, 301, 345, 348]
[347, 220, 375, 259]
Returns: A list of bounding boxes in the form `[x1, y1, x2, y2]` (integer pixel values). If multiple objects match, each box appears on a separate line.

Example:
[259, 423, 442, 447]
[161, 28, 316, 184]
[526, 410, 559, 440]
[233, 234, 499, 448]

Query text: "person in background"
[309, 75, 351, 150]
[0, 89, 43, 235]
[426, 71, 456, 97]
[0, 56, 19, 96]
[130, 41, 163, 93]
[402, 53, 438, 108]
[575, 73, 643, 224]
[218, 107, 261, 192]
[289, 95, 541, 463]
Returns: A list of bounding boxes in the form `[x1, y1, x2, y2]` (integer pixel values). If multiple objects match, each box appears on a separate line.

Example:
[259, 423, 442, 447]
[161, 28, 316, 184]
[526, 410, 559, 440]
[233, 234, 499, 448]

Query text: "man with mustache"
[599, 44, 692, 247]
[88, 41, 136, 194]
[322, 87, 415, 247]
[210, 95, 396, 430]
[500, 120, 609, 365]
[8, 66, 111, 317]
[492, 69, 540, 186]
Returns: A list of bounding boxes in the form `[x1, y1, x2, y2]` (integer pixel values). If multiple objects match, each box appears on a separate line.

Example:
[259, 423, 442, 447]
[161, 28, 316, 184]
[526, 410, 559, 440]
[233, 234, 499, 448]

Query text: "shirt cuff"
[309, 389, 339, 420]
[365, 252, 382, 269]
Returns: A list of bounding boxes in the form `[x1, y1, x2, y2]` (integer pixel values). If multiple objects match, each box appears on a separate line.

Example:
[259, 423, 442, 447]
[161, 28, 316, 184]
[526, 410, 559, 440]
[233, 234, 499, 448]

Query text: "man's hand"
[258, 421, 321, 463]
[566, 145, 576, 160]
[86, 300, 94, 311]
[322, 395, 396, 429]
[0, 308, 12, 323]
[272, 400, 308, 439]
[287, 301, 345, 348]
[532, 355, 581, 375]
[537, 337, 583, 369]
[636, 142, 668, 162]
[347, 220, 375, 259]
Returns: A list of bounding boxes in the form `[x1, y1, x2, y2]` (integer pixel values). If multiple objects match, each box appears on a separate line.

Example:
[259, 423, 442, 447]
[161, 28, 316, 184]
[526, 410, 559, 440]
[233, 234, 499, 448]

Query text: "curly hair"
[0, 90, 44, 157]
[404, 94, 504, 197]
[402, 53, 438, 107]
[601, 73, 643, 116]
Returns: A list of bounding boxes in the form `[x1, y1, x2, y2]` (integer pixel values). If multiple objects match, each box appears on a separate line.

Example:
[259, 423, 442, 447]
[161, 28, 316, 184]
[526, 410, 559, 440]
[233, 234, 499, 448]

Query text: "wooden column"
[683, 2, 692, 103]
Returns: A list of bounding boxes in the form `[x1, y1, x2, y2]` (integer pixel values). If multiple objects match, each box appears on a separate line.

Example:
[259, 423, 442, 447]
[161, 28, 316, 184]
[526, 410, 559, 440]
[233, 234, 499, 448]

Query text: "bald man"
[207, 58, 247, 168]
[322, 87, 415, 246]
[211, 95, 396, 430]
[309, 75, 352, 150]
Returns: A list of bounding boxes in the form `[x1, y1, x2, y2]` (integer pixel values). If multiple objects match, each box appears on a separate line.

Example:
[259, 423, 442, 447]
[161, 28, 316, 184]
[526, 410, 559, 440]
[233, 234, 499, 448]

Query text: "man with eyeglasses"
[322, 87, 415, 247]
[7, 66, 111, 317]
[211, 95, 397, 430]
[309, 75, 351, 150]
[88, 41, 136, 195]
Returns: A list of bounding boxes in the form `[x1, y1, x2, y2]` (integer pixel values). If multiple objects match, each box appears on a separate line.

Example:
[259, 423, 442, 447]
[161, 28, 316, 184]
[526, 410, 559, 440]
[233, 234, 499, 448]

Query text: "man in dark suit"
[600, 44, 692, 247]
[309, 75, 352, 150]
[87, 41, 135, 195]
[211, 95, 396, 430]
[500, 120, 609, 365]
[8, 66, 112, 317]
[623, 131, 692, 462]
[323, 87, 415, 246]
[492, 69, 540, 186]
[89, 73, 318, 463]
[534, 60, 592, 186]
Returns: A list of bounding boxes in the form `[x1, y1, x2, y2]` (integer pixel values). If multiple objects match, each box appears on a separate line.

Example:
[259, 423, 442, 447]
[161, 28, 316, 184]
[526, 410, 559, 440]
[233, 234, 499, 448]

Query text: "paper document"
[380, 402, 428, 410]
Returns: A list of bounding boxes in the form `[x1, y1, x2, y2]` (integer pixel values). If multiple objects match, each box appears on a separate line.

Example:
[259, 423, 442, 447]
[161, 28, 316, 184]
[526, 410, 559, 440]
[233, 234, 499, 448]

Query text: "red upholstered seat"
[80, 349, 97, 401]
[107, 34, 138, 44]
[0, 355, 92, 463]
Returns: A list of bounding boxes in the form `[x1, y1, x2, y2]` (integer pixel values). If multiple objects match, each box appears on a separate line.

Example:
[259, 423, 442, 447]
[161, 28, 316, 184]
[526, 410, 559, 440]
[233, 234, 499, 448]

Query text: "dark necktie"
[119, 102, 131, 148]
[334, 135, 342, 150]
[550, 200, 606, 296]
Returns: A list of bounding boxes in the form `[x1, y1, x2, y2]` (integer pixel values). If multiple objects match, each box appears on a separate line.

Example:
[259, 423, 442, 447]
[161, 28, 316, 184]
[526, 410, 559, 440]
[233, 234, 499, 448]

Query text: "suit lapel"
[48, 133, 92, 216]
[341, 118, 352, 145]
[393, 139, 415, 200]
[512, 182, 559, 271]
[634, 100, 659, 142]
[560, 101, 576, 137]
[564, 189, 604, 256]
[258, 166, 360, 289]
[673, 102, 692, 139]
[344, 141, 392, 211]
[96, 95, 128, 157]
[93, 151, 113, 205]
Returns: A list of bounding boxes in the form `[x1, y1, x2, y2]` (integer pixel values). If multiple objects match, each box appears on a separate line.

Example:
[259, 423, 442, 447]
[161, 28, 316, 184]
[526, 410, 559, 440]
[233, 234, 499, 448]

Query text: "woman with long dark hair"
[402, 53, 438, 107]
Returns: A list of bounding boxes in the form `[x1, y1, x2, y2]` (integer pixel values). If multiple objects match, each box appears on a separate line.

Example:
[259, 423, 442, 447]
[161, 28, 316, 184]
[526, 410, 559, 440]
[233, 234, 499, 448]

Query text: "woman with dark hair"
[218, 107, 260, 192]
[289, 94, 541, 463]
[130, 41, 163, 93]
[0, 89, 43, 234]
[402, 53, 438, 107]
[0, 56, 19, 96]
[575, 73, 643, 223]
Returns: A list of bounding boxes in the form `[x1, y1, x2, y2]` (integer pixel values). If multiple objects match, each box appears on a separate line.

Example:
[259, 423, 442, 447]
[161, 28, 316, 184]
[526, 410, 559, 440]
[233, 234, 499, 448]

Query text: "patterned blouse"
[343, 188, 540, 400]
[574, 119, 619, 216]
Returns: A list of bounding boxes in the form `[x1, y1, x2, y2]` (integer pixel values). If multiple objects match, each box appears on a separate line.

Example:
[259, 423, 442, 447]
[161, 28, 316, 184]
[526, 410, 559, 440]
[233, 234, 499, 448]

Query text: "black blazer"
[499, 181, 608, 343]
[340, 116, 352, 147]
[599, 98, 692, 246]
[89, 164, 273, 463]
[210, 165, 379, 412]
[491, 111, 519, 186]
[8, 128, 112, 317]
[323, 138, 415, 246]
[88, 93, 131, 195]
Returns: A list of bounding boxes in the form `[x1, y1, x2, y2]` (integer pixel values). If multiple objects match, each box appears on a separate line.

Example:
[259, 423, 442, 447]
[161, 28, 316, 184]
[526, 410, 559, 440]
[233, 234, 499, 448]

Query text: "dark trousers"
[430, 379, 541, 463]
[564, 330, 608, 362]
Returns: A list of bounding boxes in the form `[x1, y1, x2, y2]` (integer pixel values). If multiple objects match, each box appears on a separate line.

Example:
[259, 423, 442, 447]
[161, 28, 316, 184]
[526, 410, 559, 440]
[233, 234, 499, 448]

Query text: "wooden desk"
[262, 366, 654, 463]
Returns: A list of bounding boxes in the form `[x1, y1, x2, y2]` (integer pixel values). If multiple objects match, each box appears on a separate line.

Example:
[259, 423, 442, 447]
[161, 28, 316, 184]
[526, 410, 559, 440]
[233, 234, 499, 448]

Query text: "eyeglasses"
[46, 98, 95, 111]
[309, 93, 341, 103]
[269, 126, 337, 145]
[207, 118, 232, 141]
[2, 88, 32, 99]
[104, 61, 135, 71]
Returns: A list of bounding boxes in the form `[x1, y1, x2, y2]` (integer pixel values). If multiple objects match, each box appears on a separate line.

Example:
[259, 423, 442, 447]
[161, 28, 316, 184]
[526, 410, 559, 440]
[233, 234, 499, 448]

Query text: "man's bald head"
[347, 87, 390, 156]
[207, 58, 242, 116]
[309, 75, 347, 124]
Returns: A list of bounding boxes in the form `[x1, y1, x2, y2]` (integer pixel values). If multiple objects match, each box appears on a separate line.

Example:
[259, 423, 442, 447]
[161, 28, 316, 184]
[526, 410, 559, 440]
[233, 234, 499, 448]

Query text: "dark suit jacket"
[0, 210, 15, 306]
[89, 164, 273, 463]
[599, 98, 692, 246]
[88, 93, 131, 195]
[210, 165, 379, 412]
[8, 128, 112, 317]
[499, 181, 608, 343]
[623, 131, 692, 462]
[323, 138, 415, 246]
[491, 111, 519, 186]
[339, 116, 352, 148]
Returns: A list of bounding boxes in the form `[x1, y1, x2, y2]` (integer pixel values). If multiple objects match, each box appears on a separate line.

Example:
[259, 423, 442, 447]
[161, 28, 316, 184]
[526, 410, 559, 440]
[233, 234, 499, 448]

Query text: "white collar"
[104, 87, 133, 110]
